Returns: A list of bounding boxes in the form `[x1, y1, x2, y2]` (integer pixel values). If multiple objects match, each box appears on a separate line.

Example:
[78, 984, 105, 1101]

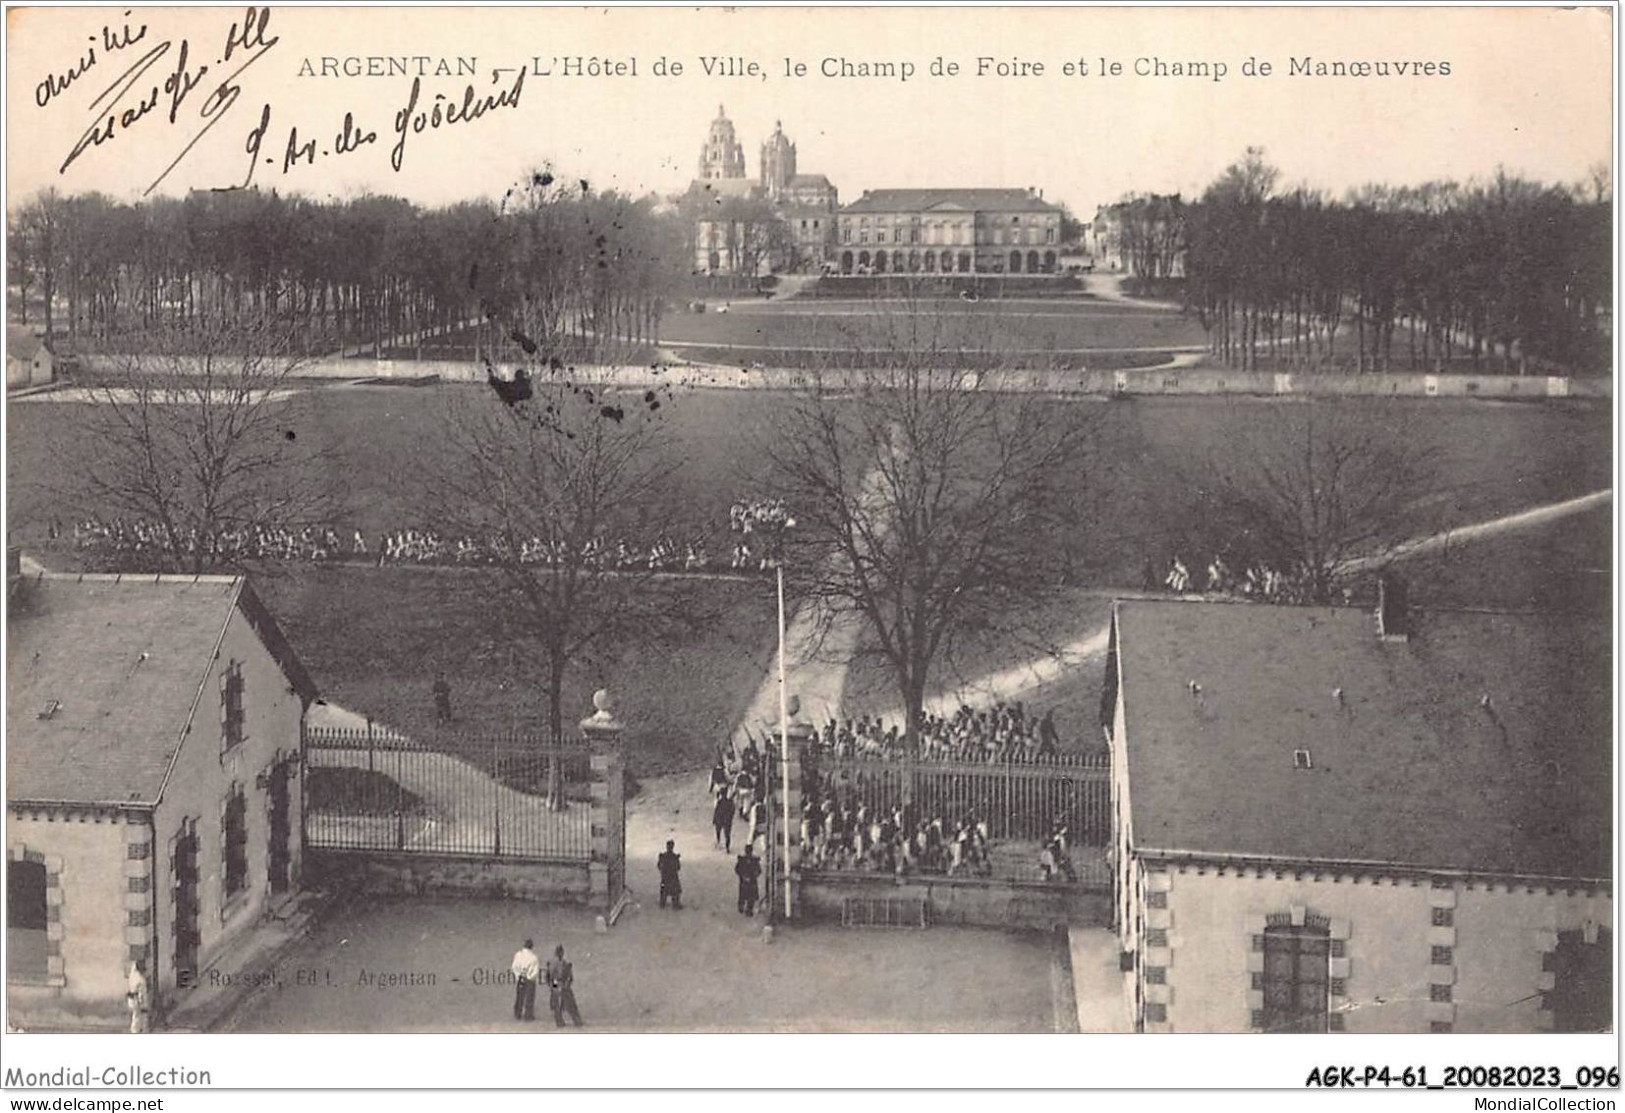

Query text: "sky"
[5, 5, 1614, 217]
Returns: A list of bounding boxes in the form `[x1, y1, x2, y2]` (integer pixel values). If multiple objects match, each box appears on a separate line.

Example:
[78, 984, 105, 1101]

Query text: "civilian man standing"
[511, 938, 540, 1021]
[126, 960, 150, 1033]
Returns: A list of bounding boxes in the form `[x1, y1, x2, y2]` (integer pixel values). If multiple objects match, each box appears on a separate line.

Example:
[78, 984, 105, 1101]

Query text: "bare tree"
[66, 316, 340, 574]
[762, 307, 1099, 746]
[1194, 400, 1439, 603]
[15, 189, 66, 338]
[420, 367, 680, 806]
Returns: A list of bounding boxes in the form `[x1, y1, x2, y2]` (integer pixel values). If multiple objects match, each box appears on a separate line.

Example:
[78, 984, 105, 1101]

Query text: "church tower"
[697, 104, 747, 181]
[760, 120, 797, 203]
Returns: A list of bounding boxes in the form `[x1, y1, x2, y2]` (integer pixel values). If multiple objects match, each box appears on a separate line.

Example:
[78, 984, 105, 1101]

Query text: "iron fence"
[801, 748, 1112, 846]
[302, 725, 594, 860]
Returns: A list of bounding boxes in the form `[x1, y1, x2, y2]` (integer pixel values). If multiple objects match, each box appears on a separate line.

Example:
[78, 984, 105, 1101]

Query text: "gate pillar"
[581, 690, 627, 921]
[770, 704, 816, 922]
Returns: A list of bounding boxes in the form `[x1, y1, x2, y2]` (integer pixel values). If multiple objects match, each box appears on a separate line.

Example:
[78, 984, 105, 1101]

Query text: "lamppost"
[733, 498, 796, 919]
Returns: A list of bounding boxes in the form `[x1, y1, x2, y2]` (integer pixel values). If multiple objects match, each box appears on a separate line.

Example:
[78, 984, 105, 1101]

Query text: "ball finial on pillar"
[580, 688, 624, 745]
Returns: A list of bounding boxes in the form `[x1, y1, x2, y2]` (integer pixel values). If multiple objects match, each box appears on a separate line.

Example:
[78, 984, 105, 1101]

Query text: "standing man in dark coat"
[712, 791, 736, 851]
[735, 844, 762, 916]
[546, 945, 584, 1027]
[657, 839, 683, 909]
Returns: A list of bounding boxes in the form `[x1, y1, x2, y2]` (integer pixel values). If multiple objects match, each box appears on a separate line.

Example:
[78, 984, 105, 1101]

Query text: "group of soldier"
[816, 701, 1066, 764]
[797, 777, 996, 878]
[1160, 553, 1320, 603]
[68, 517, 350, 565]
[64, 511, 813, 578]
[728, 496, 794, 571]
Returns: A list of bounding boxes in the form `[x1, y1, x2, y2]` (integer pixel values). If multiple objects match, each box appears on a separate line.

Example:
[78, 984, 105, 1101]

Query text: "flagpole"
[777, 560, 792, 920]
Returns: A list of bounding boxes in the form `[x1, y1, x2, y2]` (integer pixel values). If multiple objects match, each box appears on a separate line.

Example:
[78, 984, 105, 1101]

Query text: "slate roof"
[1112, 598, 1612, 881]
[689, 178, 759, 202]
[7, 574, 316, 806]
[842, 189, 1060, 215]
[787, 174, 835, 189]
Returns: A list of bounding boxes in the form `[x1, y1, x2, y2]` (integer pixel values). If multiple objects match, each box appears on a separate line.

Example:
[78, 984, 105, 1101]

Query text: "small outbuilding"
[6, 331, 55, 389]
[6, 573, 317, 1029]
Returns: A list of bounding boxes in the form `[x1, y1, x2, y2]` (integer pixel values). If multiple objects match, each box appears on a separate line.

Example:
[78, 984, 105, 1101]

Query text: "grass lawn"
[654, 296, 1210, 352]
[9, 387, 1607, 762]
[1067, 395, 1612, 585]
[6, 385, 793, 551]
[251, 565, 778, 777]
[838, 590, 1118, 750]
[304, 767, 427, 815]
[347, 296, 1209, 363]
[358, 297, 1206, 370]
[1399, 503, 1612, 617]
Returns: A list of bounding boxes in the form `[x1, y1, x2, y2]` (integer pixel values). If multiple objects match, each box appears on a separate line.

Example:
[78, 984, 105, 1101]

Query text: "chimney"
[1376, 572, 1410, 641]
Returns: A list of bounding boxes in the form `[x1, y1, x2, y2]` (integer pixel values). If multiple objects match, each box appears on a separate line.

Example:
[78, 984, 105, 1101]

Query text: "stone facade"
[6, 576, 313, 1030]
[697, 104, 746, 181]
[833, 189, 1063, 275]
[688, 110, 837, 275]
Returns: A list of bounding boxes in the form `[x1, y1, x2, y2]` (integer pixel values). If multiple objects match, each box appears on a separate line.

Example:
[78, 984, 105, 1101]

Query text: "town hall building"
[833, 188, 1064, 275]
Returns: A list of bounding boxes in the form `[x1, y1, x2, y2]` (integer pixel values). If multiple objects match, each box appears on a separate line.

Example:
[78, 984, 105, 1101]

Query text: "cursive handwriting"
[390, 69, 526, 173]
[35, 12, 149, 109]
[57, 7, 280, 195]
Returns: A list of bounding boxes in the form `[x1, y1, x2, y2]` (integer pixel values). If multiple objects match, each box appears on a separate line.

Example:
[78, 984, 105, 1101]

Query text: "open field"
[356, 294, 1208, 368]
[9, 388, 1608, 774]
[6, 384, 790, 551]
[12, 388, 1606, 568]
[654, 297, 1209, 351]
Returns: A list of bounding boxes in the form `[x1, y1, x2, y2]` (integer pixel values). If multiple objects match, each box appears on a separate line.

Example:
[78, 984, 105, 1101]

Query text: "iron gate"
[301, 724, 594, 860]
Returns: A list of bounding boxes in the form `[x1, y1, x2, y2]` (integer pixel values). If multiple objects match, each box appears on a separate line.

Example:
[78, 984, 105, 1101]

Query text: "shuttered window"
[1260, 923, 1330, 1033]
[221, 661, 245, 752]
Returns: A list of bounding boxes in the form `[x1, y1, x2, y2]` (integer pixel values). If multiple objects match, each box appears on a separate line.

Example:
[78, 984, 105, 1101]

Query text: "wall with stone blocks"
[303, 851, 593, 904]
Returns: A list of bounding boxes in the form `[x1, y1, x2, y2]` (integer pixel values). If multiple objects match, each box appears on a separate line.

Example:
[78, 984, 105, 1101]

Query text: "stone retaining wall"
[303, 849, 593, 904]
[797, 870, 1111, 930]
[81, 354, 1610, 400]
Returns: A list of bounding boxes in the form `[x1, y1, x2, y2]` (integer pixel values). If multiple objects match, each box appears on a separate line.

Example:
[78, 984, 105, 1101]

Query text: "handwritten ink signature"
[58, 6, 279, 196]
[35, 13, 149, 110]
[50, 7, 530, 192]
[389, 69, 526, 173]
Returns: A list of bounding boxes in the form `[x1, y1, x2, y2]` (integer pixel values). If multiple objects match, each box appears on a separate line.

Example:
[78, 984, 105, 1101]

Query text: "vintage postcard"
[2, 2, 1615, 1094]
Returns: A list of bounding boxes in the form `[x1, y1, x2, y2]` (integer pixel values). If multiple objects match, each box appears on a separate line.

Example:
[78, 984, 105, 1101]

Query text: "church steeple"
[698, 105, 747, 181]
[760, 119, 797, 202]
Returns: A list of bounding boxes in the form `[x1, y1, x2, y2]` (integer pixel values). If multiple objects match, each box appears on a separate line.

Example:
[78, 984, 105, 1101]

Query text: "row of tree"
[8, 175, 685, 361]
[1102, 151, 1612, 375]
